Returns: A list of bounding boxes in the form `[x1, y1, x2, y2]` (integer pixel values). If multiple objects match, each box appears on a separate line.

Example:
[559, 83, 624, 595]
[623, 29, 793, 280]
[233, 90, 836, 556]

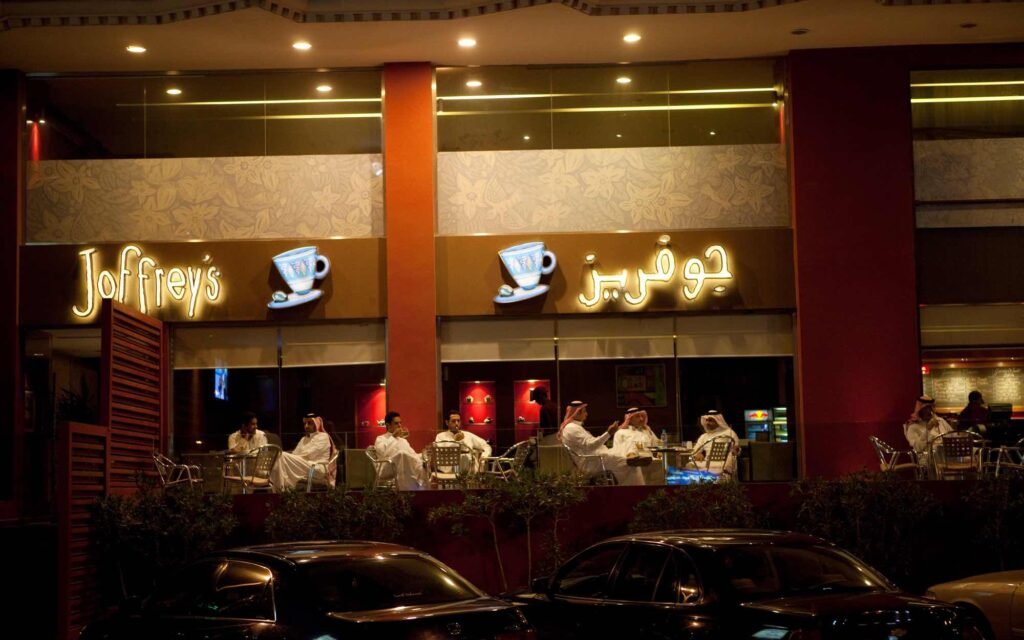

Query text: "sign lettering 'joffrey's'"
[72, 245, 222, 320]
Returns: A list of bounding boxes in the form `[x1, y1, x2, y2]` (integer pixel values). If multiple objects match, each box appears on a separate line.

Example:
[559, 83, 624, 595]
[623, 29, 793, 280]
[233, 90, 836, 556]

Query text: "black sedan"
[508, 529, 986, 639]
[81, 540, 534, 640]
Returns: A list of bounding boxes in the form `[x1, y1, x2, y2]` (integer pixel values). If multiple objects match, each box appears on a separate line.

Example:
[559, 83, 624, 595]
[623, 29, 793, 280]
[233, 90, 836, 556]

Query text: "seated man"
[435, 411, 492, 474]
[270, 414, 335, 491]
[374, 411, 428, 491]
[227, 411, 268, 455]
[559, 401, 643, 486]
[690, 411, 740, 480]
[613, 407, 659, 458]
[904, 394, 952, 469]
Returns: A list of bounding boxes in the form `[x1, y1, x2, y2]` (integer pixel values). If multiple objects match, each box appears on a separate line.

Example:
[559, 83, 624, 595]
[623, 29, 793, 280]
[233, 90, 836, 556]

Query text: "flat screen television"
[214, 367, 228, 401]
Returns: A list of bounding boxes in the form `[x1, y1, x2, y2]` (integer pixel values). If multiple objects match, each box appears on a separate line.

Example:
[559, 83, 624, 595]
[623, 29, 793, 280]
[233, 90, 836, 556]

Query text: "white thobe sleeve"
[302, 433, 331, 464]
[904, 421, 927, 454]
[227, 431, 246, 454]
[253, 431, 269, 450]
[562, 424, 611, 456]
[374, 434, 397, 460]
[468, 432, 491, 459]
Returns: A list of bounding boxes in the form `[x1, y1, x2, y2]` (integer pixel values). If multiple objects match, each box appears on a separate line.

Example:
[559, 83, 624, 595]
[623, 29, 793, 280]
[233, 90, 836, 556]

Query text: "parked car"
[80, 540, 535, 640]
[928, 570, 1024, 640]
[508, 529, 987, 639]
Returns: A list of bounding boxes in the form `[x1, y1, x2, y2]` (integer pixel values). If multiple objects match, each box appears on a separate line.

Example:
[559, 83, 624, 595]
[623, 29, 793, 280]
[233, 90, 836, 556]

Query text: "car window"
[718, 545, 889, 601]
[301, 554, 481, 613]
[552, 544, 626, 599]
[194, 561, 275, 620]
[145, 560, 223, 617]
[608, 544, 669, 602]
[654, 552, 702, 604]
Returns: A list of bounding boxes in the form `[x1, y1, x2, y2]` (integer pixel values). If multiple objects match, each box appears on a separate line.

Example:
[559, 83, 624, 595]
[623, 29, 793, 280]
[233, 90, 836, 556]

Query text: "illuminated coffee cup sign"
[578, 236, 734, 308]
[72, 244, 222, 320]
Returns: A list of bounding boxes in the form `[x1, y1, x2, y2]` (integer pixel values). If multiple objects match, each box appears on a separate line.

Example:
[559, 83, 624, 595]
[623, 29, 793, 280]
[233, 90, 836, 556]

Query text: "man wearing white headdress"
[904, 394, 952, 471]
[690, 411, 740, 480]
[374, 411, 428, 490]
[560, 401, 643, 486]
[435, 410, 491, 474]
[270, 413, 336, 491]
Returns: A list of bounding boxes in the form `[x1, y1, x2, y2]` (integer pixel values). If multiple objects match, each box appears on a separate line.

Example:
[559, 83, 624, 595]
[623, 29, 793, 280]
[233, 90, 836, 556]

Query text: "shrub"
[792, 471, 939, 588]
[630, 482, 761, 533]
[265, 486, 412, 543]
[964, 476, 1024, 571]
[91, 485, 236, 600]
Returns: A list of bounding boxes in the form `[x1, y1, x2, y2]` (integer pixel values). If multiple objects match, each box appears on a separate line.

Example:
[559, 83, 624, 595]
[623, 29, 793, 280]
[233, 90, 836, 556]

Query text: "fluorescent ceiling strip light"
[438, 103, 775, 116]
[911, 95, 1024, 104]
[437, 87, 776, 101]
[911, 80, 1024, 88]
[240, 113, 382, 119]
[116, 97, 382, 107]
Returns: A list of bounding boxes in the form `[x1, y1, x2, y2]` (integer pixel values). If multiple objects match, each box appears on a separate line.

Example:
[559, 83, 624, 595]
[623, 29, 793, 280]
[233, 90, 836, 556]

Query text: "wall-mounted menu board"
[924, 366, 1024, 411]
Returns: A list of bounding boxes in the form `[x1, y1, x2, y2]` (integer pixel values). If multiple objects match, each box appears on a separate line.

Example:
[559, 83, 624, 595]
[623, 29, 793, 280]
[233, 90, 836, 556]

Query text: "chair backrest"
[937, 432, 975, 460]
[250, 445, 281, 479]
[152, 452, 174, 485]
[869, 435, 893, 464]
[431, 443, 463, 472]
[704, 437, 734, 471]
[265, 431, 283, 448]
[562, 443, 585, 471]
[366, 446, 379, 463]
[511, 438, 535, 471]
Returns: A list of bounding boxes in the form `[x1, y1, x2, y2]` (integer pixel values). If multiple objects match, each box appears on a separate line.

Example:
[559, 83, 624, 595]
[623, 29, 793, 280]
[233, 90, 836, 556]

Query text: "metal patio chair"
[223, 444, 280, 494]
[152, 452, 203, 491]
[483, 438, 534, 482]
[563, 443, 617, 486]
[366, 446, 396, 489]
[869, 435, 921, 478]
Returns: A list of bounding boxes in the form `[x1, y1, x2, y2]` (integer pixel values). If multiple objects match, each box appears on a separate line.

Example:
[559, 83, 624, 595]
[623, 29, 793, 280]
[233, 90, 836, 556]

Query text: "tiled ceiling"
[0, 0, 1022, 72]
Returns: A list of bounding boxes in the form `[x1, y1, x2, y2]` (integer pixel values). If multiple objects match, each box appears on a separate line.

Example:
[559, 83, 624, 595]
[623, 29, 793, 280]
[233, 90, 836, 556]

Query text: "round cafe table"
[650, 445, 694, 479]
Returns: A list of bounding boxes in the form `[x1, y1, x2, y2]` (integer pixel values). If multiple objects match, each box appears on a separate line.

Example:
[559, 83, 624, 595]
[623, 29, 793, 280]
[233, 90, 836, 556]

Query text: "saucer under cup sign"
[268, 246, 331, 309]
[495, 241, 557, 303]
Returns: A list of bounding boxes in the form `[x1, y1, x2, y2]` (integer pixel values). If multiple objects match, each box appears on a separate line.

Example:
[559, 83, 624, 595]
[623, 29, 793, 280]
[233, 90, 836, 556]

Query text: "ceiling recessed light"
[458, 37, 477, 48]
[126, 45, 146, 54]
[615, 133, 622, 138]
[25, 119, 33, 125]
[465, 80, 482, 88]
[316, 84, 332, 93]
[616, 76, 632, 85]
[790, 28, 809, 36]
[523, 135, 531, 140]
[293, 41, 312, 50]
[166, 88, 182, 96]
[38, 119, 46, 125]
[709, 130, 717, 136]
[960, 22, 978, 29]
[623, 33, 641, 43]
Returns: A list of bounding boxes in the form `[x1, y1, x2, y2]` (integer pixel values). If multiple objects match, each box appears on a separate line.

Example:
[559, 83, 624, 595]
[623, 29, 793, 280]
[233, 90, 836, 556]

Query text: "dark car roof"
[603, 529, 828, 548]
[215, 540, 426, 570]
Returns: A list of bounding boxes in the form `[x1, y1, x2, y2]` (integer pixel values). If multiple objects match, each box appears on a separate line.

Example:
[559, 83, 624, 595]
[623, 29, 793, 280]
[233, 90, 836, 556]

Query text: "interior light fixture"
[709, 130, 717, 136]
[791, 28, 809, 35]
[38, 119, 46, 125]
[911, 80, 1024, 88]
[438, 103, 776, 116]
[292, 41, 312, 50]
[437, 87, 776, 101]
[458, 37, 477, 48]
[166, 88, 182, 96]
[126, 45, 146, 54]
[465, 80, 483, 88]
[316, 84, 332, 93]
[616, 76, 632, 85]
[960, 22, 977, 29]
[623, 33, 641, 43]
[26, 119, 33, 125]
[523, 135, 531, 140]
[911, 95, 1024, 104]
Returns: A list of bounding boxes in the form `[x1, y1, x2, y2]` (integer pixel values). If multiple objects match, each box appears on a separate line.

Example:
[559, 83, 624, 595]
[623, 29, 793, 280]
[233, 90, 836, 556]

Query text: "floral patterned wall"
[26, 154, 383, 244]
[915, 137, 1024, 228]
[437, 143, 790, 235]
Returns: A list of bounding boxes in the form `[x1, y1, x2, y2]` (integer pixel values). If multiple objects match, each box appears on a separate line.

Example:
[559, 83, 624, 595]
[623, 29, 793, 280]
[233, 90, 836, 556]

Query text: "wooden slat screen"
[57, 422, 109, 640]
[101, 300, 165, 493]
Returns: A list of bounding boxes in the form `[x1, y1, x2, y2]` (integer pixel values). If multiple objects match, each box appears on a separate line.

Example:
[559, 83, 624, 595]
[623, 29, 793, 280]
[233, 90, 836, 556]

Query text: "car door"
[527, 542, 627, 640]
[1013, 582, 1024, 638]
[600, 543, 720, 639]
[177, 559, 279, 639]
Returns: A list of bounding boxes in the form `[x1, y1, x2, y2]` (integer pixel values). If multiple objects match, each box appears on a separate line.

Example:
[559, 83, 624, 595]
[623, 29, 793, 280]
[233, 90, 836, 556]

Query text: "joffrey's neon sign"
[579, 236, 733, 308]
[72, 245, 222, 320]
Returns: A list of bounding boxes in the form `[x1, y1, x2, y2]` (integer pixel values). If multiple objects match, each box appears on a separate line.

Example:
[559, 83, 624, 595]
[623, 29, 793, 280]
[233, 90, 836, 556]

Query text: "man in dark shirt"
[958, 390, 990, 430]
[533, 386, 559, 436]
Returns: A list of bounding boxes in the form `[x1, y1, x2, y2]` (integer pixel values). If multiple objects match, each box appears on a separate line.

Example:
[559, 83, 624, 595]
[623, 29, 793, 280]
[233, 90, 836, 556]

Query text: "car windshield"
[299, 554, 482, 613]
[714, 544, 892, 601]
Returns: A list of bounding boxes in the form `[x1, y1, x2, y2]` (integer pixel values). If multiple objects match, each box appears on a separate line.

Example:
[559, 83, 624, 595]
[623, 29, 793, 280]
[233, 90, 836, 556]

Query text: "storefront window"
[171, 322, 385, 455]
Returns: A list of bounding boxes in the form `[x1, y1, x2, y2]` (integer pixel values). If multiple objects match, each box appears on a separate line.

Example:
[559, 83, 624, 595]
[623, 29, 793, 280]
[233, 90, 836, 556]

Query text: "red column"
[788, 49, 919, 477]
[0, 70, 24, 517]
[383, 63, 438, 449]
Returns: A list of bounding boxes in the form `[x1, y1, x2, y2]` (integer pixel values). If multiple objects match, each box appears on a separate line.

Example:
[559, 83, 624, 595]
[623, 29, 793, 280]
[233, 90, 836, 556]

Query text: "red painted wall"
[788, 49, 920, 477]
[383, 63, 439, 450]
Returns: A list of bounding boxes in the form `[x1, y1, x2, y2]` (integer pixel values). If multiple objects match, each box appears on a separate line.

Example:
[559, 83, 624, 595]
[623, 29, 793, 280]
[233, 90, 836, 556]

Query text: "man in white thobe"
[374, 412, 428, 491]
[612, 407, 658, 485]
[560, 401, 643, 486]
[227, 411, 268, 455]
[271, 414, 335, 491]
[904, 395, 952, 471]
[435, 411, 492, 473]
[690, 411, 740, 480]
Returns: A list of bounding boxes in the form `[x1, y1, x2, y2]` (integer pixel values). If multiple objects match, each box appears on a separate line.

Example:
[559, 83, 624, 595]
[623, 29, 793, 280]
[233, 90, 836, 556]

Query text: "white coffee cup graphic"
[272, 246, 330, 295]
[498, 241, 557, 290]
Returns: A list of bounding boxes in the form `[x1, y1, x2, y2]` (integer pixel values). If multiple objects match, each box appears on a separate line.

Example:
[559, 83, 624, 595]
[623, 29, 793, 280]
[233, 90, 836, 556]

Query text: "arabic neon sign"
[579, 240, 733, 308]
[72, 245, 223, 320]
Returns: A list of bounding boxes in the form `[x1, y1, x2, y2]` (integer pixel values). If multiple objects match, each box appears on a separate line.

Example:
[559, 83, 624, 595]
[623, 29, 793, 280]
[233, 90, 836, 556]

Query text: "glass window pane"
[609, 544, 669, 602]
[654, 553, 702, 604]
[912, 68, 1024, 140]
[173, 327, 279, 369]
[146, 560, 223, 616]
[553, 544, 625, 599]
[281, 322, 385, 368]
[201, 561, 274, 620]
[675, 314, 793, 358]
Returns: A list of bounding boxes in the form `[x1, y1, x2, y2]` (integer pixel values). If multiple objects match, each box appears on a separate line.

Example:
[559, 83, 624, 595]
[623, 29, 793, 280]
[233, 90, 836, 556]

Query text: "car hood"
[741, 591, 956, 618]
[327, 596, 514, 623]
[931, 569, 1024, 591]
